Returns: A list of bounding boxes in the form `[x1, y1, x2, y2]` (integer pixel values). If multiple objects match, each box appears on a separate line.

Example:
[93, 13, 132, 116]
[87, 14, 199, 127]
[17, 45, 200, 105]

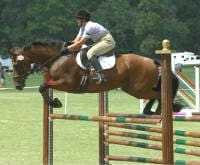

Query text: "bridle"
[12, 41, 75, 89]
[12, 54, 30, 89]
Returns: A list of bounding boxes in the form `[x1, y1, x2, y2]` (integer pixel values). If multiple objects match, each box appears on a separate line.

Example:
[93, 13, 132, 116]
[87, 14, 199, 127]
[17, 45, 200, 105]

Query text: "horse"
[9, 39, 182, 114]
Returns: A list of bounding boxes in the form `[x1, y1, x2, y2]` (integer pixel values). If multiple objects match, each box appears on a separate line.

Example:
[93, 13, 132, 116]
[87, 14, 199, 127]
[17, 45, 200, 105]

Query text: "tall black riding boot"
[90, 56, 107, 84]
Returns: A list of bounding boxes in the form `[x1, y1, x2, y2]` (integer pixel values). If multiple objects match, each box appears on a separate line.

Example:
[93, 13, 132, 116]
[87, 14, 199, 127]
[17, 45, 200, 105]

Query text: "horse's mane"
[23, 39, 64, 50]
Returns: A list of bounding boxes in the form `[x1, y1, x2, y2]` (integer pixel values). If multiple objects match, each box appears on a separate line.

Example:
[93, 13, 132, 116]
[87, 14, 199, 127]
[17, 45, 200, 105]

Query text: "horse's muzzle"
[14, 76, 25, 90]
[16, 85, 24, 90]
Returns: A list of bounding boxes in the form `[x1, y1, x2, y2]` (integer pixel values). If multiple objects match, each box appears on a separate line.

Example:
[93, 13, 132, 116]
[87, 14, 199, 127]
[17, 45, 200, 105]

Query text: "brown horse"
[9, 40, 182, 114]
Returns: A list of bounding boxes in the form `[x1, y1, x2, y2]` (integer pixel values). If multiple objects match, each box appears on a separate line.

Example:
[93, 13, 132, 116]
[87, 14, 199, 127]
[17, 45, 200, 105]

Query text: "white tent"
[0, 57, 12, 71]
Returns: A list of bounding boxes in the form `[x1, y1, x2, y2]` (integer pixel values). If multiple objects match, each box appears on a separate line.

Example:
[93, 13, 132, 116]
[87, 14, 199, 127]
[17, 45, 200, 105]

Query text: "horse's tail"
[172, 73, 184, 112]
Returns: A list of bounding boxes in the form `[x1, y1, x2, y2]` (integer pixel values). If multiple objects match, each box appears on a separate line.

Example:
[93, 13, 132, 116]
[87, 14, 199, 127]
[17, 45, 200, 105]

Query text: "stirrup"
[92, 73, 107, 84]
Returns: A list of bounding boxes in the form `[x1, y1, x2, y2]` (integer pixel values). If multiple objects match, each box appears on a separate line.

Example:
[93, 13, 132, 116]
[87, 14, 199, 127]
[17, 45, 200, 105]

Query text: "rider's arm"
[72, 36, 81, 42]
[71, 28, 82, 43]
[67, 37, 88, 52]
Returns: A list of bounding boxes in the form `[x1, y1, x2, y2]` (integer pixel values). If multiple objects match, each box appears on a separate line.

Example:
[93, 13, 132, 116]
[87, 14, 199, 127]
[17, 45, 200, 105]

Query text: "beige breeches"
[87, 33, 116, 60]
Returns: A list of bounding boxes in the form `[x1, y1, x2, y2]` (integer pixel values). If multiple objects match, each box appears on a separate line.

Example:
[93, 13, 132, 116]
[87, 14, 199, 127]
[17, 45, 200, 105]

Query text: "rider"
[61, 9, 116, 84]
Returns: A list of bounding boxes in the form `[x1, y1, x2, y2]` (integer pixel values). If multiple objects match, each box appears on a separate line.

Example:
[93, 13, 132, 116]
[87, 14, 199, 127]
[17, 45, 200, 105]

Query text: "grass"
[0, 68, 199, 165]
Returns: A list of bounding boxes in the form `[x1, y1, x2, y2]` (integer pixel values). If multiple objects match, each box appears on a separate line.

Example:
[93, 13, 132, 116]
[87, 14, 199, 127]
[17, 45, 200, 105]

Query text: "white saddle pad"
[76, 52, 116, 70]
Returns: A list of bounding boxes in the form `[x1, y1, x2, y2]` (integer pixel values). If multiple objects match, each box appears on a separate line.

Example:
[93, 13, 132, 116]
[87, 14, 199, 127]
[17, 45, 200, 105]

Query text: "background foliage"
[0, 0, 199, 58]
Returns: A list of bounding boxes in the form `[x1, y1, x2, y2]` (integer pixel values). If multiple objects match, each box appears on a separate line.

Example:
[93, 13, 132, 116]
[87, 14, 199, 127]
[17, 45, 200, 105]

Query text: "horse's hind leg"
[39, 83, 62, 108]
[155, 74, 182, 114]
[143, 99, 156, 115]
[172, 74, 182, 112]
[155, 100, 161, 114]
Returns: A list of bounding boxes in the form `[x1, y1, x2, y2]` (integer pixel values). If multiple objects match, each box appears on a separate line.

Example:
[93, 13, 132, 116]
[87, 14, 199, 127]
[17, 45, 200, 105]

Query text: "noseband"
[13, 55, 29, 86]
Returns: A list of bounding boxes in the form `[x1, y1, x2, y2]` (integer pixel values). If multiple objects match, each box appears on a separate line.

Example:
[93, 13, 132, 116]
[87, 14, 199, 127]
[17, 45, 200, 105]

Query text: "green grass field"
[0, 69, 199, 165]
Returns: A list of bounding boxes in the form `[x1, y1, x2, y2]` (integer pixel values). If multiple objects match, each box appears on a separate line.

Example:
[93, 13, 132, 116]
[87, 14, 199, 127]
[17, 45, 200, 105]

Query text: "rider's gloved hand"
[66, 41, 74, 46]
[60, 47, 70, 55]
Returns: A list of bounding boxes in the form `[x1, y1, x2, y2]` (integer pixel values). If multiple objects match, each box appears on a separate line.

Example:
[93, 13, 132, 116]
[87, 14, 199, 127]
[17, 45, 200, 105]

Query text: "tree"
[0, 0, 29, 53]
[93, 0, 136, 53]
[0, 0, 104, 56]
[0, 0, 198, 58]
[133, 0, 189, 56]
[173, 0, 200, 54]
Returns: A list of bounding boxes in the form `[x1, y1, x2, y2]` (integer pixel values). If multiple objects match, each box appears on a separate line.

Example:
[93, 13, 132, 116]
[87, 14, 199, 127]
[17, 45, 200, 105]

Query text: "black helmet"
[75, 9, 91, 21]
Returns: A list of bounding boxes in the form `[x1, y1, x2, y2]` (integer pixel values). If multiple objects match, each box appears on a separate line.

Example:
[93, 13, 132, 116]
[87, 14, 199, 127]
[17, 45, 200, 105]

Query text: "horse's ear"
[8, 47, 21, 56]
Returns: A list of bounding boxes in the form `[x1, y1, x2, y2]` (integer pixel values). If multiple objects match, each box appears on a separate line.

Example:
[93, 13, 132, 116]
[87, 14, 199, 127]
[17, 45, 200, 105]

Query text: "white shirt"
[76, 21, 108, 42]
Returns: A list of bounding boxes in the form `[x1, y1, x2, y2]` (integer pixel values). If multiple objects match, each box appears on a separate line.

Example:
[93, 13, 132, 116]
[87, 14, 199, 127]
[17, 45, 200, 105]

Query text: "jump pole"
[43, 69, 53, 165]
[99, 92, 108, 165]
[43, 89, 109, 165]
[155, 39, 174, 164]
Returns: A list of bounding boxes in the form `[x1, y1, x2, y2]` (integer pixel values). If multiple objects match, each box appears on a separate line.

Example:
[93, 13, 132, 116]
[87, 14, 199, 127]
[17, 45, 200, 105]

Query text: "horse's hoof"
[50, 98, 62, 108]
[143, 111, 154, 115]
[153, 112, 161, 115]
[144, 111, 161, 115]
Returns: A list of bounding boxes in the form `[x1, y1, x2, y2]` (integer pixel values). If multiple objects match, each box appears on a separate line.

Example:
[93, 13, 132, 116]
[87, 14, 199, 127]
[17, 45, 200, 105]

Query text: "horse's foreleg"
[39, 83, 62, 108]
[143, 99, 156, 114]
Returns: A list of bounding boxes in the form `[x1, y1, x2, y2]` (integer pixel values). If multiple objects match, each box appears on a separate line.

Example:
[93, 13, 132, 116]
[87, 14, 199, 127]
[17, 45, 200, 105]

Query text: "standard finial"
[155, 39, 172, 55]
[162, 39, 170, 50]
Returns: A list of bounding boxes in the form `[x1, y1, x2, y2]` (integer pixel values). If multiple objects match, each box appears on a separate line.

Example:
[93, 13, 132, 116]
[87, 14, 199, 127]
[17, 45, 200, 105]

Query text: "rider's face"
[76, 18, 82, 26]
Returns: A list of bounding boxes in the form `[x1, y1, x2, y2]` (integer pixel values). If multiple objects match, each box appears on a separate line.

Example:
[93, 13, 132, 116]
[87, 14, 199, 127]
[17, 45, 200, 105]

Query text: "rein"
[40, 42, 66, 67]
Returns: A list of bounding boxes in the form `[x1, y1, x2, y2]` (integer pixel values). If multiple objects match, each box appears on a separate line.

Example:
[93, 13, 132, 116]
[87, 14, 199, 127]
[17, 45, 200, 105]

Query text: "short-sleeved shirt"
[76, 21, 108, 42]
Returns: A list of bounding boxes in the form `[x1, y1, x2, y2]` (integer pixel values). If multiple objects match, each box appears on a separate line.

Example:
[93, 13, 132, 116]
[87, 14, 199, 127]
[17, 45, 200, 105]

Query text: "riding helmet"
[75, 9, 91, 21]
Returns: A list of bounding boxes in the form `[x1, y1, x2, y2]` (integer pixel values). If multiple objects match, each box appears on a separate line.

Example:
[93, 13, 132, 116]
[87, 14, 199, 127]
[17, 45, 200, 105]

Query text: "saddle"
[76, 45, 116, 70]
[75, 45, 116, 92]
